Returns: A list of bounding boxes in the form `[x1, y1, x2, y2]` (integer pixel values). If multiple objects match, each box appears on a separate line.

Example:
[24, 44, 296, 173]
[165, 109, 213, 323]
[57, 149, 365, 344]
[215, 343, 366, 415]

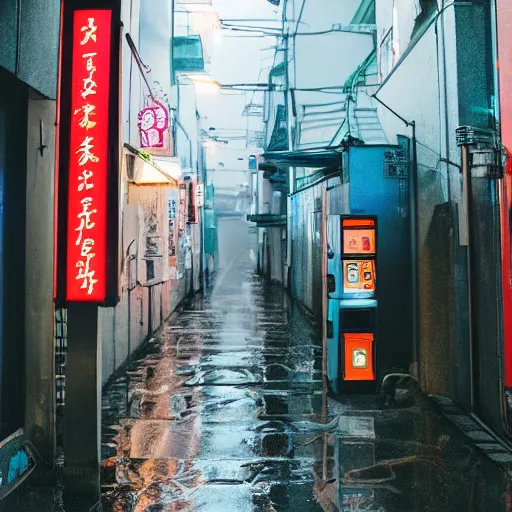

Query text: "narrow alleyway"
[100, 218, 509, 512]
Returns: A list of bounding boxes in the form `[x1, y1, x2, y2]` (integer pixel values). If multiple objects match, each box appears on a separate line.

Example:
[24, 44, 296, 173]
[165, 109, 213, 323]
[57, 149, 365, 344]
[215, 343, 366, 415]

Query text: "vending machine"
[325, 143, 411, 394]
[326, 216, 378, 393]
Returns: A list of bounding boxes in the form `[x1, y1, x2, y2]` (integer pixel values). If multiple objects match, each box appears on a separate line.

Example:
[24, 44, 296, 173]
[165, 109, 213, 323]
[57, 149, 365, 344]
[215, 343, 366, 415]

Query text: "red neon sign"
[66, 10, 112, 302]
[497, 0, 512, 392]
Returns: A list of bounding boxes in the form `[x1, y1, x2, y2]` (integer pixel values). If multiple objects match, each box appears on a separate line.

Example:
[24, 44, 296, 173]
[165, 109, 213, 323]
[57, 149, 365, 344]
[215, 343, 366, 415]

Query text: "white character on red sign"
[74, 104, 96, 130]
[76, 238, 98, 294]
[77, 136, 99, 166]
[75, 197, 96, 245]
[78, 169, 94, 192]
[80, 18, 98, 45]
[81, 53, 98, 99]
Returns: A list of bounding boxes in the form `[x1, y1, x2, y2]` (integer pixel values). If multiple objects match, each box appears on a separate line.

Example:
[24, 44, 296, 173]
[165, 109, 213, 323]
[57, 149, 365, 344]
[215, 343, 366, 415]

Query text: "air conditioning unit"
[125, 153, 182, 185]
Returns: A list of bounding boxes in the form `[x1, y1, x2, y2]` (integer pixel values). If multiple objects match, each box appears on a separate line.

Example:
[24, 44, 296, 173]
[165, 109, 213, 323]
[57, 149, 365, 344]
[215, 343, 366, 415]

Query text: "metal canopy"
[262, 148, 342, 168]
[247, 214, 287, 227]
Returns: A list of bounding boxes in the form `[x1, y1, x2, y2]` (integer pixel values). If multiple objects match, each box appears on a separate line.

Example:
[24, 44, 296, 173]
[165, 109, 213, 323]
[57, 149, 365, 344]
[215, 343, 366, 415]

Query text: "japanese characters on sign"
[178, 183, 187, 234]
[66, 10, 112, 302]
[196, 183, 204, 207]
[188, 181, 198, 224]
[168, 197, 177, 269]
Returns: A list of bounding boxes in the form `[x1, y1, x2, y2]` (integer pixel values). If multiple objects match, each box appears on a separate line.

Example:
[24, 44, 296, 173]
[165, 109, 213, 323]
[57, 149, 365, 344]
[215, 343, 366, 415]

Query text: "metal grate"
[383, 147, 408, 178]
[456, 125, 496, 147]
[55, 308, 67, 408]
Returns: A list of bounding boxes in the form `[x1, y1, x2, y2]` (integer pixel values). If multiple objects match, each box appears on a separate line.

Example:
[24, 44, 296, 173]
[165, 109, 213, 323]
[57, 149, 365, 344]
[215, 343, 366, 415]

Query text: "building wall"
[0, 0, 60, 466]
[376, 2, 504, 434]
[100, 0, 196, 385]
[290, 183, 323, 319]
[24, 92, 57, 462]
[0, 70, 28, 445]
[100, 173, 192, 385]
[376, 6, 467, 402]
[0, 0, 60, 99]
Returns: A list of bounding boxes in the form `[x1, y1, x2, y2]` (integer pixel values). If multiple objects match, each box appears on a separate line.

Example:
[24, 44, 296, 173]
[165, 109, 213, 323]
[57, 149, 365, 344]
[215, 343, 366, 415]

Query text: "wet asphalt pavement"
[98, 218, 512, 512]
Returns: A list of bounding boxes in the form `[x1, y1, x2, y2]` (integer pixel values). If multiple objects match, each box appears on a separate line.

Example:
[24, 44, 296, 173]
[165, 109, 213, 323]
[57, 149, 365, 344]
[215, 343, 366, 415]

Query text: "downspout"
[460, 144, 475, 410]
[176, 114, 193, 169]
[438, 0, 452, 203]
[410, 121, 419, 374]
[170, 0, 176, 87]
[284, 32, 294, 290]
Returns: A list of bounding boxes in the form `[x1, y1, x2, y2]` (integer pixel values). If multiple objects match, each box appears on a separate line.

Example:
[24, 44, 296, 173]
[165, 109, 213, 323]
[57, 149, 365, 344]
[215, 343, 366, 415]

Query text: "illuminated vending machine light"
[340, 216, 377, 390]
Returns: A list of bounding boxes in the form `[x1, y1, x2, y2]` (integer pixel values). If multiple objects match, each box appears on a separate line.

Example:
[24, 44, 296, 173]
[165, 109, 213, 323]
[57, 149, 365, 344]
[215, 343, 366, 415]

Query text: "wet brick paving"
[2, 220, 511, 511]
[99, 220, 511, 512]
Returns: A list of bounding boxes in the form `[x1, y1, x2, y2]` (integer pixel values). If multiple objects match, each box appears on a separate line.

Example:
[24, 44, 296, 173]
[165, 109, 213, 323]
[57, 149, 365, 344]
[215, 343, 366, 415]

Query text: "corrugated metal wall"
[291, 183, 323, 319]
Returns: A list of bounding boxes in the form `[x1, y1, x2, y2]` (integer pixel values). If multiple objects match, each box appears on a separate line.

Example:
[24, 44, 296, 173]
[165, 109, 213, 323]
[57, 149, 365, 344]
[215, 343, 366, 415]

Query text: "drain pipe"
[372, 93, 419, 376]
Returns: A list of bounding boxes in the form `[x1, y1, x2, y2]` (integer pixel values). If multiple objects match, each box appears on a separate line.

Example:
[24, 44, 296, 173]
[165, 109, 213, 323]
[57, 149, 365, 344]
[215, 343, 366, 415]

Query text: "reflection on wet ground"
[101, 221, 510, 512]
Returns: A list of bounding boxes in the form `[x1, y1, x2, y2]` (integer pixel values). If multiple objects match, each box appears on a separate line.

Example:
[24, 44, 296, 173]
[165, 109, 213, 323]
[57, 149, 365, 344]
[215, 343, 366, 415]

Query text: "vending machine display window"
[343, 260, 375, 294]
[341, 216, 377, 298]
[342, 218, 376, 257]
[343, 229, 376, 255]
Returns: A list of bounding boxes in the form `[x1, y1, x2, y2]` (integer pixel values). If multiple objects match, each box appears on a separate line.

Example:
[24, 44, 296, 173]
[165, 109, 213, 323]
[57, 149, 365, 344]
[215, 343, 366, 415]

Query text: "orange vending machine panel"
[344, 333, 375, 381]
[343, 260, 376, 293]
[340, 216, 378, 390]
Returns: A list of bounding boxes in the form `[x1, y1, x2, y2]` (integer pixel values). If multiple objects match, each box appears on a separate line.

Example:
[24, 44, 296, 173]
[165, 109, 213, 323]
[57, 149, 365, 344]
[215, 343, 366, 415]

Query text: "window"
[379, 28, 395, 81]
[411, 0, 437, 39]
[392, 0, 400, 62]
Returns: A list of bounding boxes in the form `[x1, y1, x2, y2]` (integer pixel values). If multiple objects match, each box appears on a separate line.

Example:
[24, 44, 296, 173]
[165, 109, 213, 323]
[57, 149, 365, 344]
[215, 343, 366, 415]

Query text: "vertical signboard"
[497, 0, 512, 427]
[137, 99, 173, 156]
[178, 182, 187, 234]
[66, 10, 111, 301]
[196, 182, 204, 207]
[55, 7, 119, 306]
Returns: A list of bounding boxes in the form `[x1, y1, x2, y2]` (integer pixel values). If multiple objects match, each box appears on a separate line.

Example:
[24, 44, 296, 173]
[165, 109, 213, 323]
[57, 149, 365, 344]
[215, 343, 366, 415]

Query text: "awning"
[125, 146, 181, 186]
[262, 148, 342, 168]
[247, 214, 287, 227]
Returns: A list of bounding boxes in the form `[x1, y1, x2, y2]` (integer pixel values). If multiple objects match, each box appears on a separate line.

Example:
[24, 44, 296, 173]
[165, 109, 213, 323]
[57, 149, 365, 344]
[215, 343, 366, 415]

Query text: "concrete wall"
[100, 0, 195, 385]
[24, 93, 56, 462]
[290, 183, 323, 319]
[100, 175, 192, 385]
[0, 0, 60, 99]
[375, 3, 473, 407]
[0, 0, 59, 465]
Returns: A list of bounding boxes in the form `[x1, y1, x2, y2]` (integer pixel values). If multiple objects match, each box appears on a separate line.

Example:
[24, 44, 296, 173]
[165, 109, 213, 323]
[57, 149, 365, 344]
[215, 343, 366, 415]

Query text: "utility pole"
[284, 28, 295, 291]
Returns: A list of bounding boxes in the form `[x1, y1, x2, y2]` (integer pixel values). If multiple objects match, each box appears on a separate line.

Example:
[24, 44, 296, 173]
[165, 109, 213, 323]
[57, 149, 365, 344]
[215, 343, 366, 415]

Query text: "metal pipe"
[284, 32, 293, 289]
[437, 0, 452, 204]
[170, 0, 176, 87]
[125, 33, 155, 101]
[410, 121, 419, 371]
[175, 116, 193, 167]
[461, 146, 475, 410]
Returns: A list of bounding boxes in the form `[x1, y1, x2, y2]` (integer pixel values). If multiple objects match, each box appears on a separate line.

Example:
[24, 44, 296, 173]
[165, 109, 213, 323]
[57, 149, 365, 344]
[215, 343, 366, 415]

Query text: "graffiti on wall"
[138, 99, 172, 156]
[0, 429, 36, 500]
